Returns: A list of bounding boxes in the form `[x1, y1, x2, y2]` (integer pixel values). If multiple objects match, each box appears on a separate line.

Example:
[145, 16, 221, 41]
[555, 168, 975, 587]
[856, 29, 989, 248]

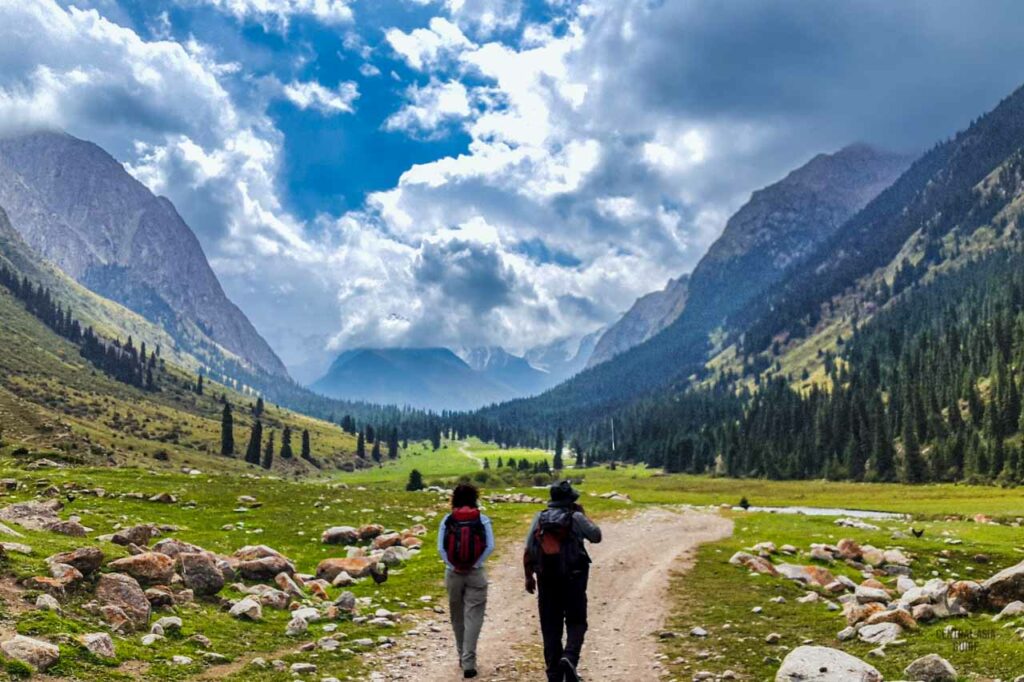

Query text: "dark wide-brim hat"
[550, 480, 579, 502]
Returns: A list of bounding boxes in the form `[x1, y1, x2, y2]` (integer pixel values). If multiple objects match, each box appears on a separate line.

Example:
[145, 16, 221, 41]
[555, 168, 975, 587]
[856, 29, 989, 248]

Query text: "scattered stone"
[48, 546, 104, 575]
[729, 551, 779, 576]
[857, 622, 903, 645]
[904, 654, 957, 682]
[775, 645, 881, 682]
[317, 557, 374, 581]
[994, 600, 1024, 621]
[321, 526, 360, 545]
[286, 615, 308, 636]
[154, 616, 182, 633]
[981, 560, 1024, 609]
[1, 635, 60, 671]
[291, 662, 317, 674]
[80, 632, 115, 658]
[111, 524, 159, 547]
[229, 597, 262, 621]
[96, 573, 151, 631]
[690, 626, 708, 637]
[179, 552, 225, 596]
[108, 552, 176, 585]
[0, 500, 62, 531]
[171, 655, 192, 665]
[35, 594, 61, 612]
[371, 532, 402, 550]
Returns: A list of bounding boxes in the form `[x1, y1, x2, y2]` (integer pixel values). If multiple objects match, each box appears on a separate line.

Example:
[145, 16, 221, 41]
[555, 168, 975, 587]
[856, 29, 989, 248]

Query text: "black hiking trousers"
[537, 566, 589, 682]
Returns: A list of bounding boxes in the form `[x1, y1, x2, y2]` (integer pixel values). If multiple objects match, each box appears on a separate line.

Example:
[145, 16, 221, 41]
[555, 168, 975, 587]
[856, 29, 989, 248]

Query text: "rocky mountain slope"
[0, 131, 288, 379]
[588, 276, 689, 368]
[479, 144, 913, 427]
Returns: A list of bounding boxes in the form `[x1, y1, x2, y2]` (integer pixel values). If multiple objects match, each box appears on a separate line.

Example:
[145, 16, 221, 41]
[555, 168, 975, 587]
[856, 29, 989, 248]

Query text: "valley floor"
[371, 506, 732, 681]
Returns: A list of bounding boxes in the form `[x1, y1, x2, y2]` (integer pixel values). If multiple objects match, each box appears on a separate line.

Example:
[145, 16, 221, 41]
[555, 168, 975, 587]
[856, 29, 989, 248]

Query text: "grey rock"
[1, 635, 60, 671]
[775, 645, 881, 681]
[904, 654, 957, 682]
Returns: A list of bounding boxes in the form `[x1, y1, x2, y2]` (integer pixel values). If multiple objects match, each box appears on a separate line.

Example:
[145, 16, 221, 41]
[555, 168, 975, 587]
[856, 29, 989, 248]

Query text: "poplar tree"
[220, 403, 234, 456]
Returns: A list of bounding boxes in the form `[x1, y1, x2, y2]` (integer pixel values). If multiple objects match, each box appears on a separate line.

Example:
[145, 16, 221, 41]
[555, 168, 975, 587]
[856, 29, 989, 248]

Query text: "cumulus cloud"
[282, 80, 359, 115]
[385, 17, 473, 71]
[184, 0, 354, 29]
[7, 0, 1024, 378]
[384, 79, 470, 137]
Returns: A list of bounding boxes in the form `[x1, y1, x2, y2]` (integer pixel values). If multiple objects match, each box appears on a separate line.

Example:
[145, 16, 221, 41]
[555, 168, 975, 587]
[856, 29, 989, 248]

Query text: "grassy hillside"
[0, 282, 356, 475]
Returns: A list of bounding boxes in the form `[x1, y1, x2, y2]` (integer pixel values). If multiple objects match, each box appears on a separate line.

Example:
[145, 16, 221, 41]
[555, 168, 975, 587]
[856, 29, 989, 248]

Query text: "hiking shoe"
[463, 670, 478, 679]
[560, 657, 581, 682]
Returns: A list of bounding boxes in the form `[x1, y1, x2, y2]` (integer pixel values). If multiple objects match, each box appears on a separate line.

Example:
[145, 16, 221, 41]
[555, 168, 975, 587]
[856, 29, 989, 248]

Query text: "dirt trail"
[371, 507, 733, 681]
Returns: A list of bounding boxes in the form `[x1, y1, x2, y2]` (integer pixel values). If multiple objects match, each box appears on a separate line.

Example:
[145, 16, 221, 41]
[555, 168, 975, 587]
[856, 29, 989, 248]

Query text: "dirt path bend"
[370, 507, 733, 681]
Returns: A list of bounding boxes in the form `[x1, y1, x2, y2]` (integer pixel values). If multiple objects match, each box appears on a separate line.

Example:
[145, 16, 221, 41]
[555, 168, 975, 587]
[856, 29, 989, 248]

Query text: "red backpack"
[444, 507, 487, 573]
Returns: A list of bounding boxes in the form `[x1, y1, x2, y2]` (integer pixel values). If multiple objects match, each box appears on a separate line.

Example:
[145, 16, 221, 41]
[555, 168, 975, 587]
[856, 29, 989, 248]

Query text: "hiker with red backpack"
[523, 480, 603, 682]
[438, 483, 495, 679]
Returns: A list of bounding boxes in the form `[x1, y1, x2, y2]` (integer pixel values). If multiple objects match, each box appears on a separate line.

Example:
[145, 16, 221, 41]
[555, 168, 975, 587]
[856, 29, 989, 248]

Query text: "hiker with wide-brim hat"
[523, 480, 602, 682]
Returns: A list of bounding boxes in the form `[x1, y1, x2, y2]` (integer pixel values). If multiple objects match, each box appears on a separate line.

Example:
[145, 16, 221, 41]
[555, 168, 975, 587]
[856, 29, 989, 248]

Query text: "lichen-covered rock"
[96, 573, 151, 631]
[179, 552, 225, 596]
[80, 633, 115, 659]
[229, 597, 262, 620]
[729, 551, 779, 576]
[111, 524, 160, 547]
[981, 560, 1024, 609]
[371, 533, 401, 550]
[904, 654, 957, 682]
[109, 552, 176, 585]
[47, 547, 104, 575]
[321, 526, 359, 545]
[317, 557, 374, 581]
[2, 635, 60, 671]
[775, 645, 881, 681]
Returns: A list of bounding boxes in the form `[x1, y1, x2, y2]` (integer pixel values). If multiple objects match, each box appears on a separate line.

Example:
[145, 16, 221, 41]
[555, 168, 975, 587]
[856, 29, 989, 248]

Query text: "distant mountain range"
[310, 338, 600, 411]
[0, 130, 288, 379]
[588, 276, 689, 368]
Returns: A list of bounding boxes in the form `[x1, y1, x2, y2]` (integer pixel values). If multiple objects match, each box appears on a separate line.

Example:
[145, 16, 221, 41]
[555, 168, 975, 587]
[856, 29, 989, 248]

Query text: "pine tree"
[301, 429, 312, 461]
[253, 396, 264, 418]
[900, 417, 926, 483]
[244, 421, 262, 465]
[220, 403, 234, 456]
[554, 428, 564, 470]
[280, 427, 293, 459]
[262, 431, 275, 469]
[406, 469, 425, 491]
[483, 458, 490, 469]
[388, 427, 399, 459]
[496, 456, 503, 468]
[356, 432, 366, 459]
[196, 374, 204, 395]
[372, 438, 382, 465]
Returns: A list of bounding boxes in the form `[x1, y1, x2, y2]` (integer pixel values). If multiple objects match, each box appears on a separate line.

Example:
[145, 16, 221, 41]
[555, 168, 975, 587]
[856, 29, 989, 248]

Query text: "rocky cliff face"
[0, 131, 288, 378]
[588, 276, 689, 368]
[681, 143, 913, 332]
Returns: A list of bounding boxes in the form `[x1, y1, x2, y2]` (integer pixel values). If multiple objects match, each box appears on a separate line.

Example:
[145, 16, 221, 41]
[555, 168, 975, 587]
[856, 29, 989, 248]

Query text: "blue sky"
[3, 0, 1024, 382]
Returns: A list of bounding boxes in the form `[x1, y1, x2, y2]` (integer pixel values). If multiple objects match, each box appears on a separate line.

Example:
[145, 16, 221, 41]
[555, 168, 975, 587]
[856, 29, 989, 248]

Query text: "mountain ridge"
[0, 130, 289, 379]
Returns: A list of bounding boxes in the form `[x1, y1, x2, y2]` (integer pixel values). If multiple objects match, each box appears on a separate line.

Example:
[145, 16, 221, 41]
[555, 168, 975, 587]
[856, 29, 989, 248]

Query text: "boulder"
[96, 573, 151, 631]
[45, 519, 89, 536]
[154, 616, 182, 633]
[25, 576, 66, 599]
[275, 572, 305, 598]
[883, 548, 912, 567]
[229, 597, 262, 620]
[334, 591, 357, 613]
[359, 524, 385, 540]
[836, 538, 862, 561]
[152, 538, 205, 559]
[729, 552, 779, 576]
[109, 552, 176, 585]
[111, 524, 160, 547]
[321, 526, 360, 545]
[994, 600, 1024, 621]
[381, 546, 410, 567]
[861, 547, 885, 567]
[864, 607, 917, 630]
[945, 580, 984, 615]
[857, 622, 903, 645]
[179, 552, 225, 596]
[317, 557, 374, 582]
[855, 585, 890, 604]
[80, 632, 115, 658]
[842, 602, 884, 626]
[49, 562, 84, 585]
[47, 547, 104, 575]
[911, 604, 938, 623]
[145, 586, 175, 608]
[401, 536, 423, 549]
[286, 615, 308, 636]
[238, 555, 294, 581]
[0, 500, 62, 531]
[371, 532, 402, 550]
[775, 645, 881, 681]
[233, 545, 289, 562]
[904, 654, 957, 682]
[35, 594, 61, 612]
[981, 560, 1024, 609]
[1, 635, 60, 671]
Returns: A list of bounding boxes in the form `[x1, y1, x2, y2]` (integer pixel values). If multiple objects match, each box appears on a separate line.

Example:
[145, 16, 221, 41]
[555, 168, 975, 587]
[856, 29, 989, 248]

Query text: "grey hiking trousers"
[445, 567, 488, 671]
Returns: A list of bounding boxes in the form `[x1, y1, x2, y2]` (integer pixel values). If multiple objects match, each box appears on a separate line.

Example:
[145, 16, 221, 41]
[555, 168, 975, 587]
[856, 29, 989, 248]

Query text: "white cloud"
[282, 80, 359, 115]
[384, 79, 471, 137]
[185, 0, 354, 29]
[385, 17, 473, 71]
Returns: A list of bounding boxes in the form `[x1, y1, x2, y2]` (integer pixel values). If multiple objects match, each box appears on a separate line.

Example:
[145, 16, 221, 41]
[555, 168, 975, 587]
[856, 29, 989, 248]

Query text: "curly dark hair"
[451, 483, 479, 508]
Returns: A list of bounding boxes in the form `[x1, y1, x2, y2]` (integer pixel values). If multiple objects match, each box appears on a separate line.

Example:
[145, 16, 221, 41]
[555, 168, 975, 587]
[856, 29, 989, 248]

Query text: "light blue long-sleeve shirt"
[438, 511, 495, 571]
